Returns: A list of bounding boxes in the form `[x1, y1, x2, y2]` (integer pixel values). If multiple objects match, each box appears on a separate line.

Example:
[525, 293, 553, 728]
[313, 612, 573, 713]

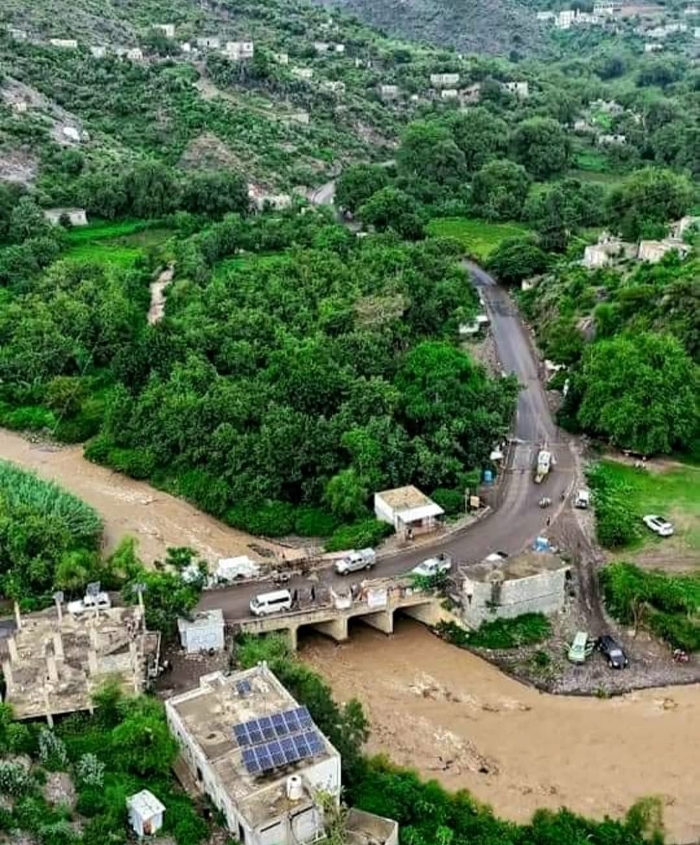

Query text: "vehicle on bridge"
[335, 548, 376, 575]
[411, 554, 452, 578]
[249, 589, 293, 617]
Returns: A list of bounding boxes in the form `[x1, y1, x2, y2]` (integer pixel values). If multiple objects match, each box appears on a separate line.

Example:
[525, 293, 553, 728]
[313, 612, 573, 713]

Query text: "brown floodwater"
[301, 619, 699, 844]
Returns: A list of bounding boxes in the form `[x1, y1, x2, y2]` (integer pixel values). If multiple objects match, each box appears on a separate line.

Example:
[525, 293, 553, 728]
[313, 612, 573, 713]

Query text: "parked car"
[597, 634, 629, 669]
[411, 554, 452, 578]
[567, 631, 593, 664]
[574, 489, 590, 509]
[642, 515, 674, 537]
[335, 548, 376, 575]
[67, 592, 111, 616]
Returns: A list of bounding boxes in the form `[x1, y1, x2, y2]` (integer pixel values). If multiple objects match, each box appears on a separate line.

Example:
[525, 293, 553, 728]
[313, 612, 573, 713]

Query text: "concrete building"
[165, 666, 341, 845]
[49, 38, 78, 49]
[153, 23, 175, 38]
[273, 52, 290, 65]
[644, 41, 664, 51]
[178, 609, 225, 654]
[322, 80, 345, 94]
[291, 67, 314, 81]
[374, 486, 445, 536]
[11, 101, 28, 114]
[0, 602, 160, 724]
[224, 41, 255, 60]
[127, 790, 165, 837]
[536, 11, 555, 21]
[670, 215, 700, 239]
[440, 88, 458, 99]
[313, 41, 331, 53]
[456, 551, 570, 628]
[7, 27, 28, 40]
[378, 84, 399, 100]
[125, 47, 144, 61]
[590, 98, 624, 115]
[89, 45, 106, 58]
[593, 0, 621, 15]
[638, 239, 691, 263]
[503, 80, 529, 98]
[43, 207, 88, 226]
[197, 37, 221, 49]
[430, 72, 460, 87]
[334, 43, 345, 53]
[251, 193, 293, 211]
[598, 133, 627, 145]
[460, 83, 482, 104]
[346, 809, 398, 845]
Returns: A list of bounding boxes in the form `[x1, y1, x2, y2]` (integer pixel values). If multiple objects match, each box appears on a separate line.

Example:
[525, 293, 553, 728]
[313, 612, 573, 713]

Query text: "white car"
[642, 515, 674, 537]
[411, 555, 452, 578]
[67, 592, 111, 615]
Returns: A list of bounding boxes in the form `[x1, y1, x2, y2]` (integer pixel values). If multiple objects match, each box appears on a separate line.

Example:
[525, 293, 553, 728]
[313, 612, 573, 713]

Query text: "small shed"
[127, 790, 165, 837]
[178, 609, 225, 653]
[43, 208, 88, 226]
[374, 486, 444, 537]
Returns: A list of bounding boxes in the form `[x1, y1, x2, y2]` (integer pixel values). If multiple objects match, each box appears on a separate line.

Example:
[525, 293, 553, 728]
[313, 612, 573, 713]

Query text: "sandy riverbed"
[301, 620, 700, 844]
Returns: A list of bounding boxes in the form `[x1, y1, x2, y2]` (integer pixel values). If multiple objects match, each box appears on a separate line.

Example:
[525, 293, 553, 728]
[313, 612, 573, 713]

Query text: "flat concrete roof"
[166, 666, 338, 828]
[177, 609, 224, 633]
[1, 605, 160, 720]
[467, 551, 568, 583]
[375, 485, 441, 514]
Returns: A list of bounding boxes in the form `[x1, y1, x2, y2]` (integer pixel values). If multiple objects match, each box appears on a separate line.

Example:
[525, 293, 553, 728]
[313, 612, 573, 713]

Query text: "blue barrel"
[482, 469, 494, 485]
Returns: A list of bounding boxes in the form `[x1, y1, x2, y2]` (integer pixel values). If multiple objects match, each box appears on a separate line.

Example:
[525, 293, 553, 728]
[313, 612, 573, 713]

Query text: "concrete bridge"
[230, 589, 448, 650]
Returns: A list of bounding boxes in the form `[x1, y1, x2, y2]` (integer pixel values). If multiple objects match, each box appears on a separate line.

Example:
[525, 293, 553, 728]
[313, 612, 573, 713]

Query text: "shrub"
[0, 762, 33, 797]
[293, 506, 339, 537]
[430, 487, 464, 516]
[75, 787, 107, 817]
[225, 500, 296, 536]
[105, 447, 156, 480]
[435, 614, 552, 649]
[76, 754, 105, 788]
[587, 464, 639, 548]
[176, 470, 232, 518]
[38, 729, 68, 771]
[0, 405, 56, 431]
[325, 519, 393, 552]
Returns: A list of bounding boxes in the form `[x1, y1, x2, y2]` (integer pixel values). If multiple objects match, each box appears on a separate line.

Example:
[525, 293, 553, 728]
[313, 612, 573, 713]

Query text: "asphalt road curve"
[200, 262, 577, 620]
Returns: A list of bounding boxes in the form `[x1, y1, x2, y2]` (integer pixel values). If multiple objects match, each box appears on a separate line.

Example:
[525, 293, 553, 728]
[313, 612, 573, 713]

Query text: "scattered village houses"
[49, 38, 78, 49]
[598, 133, 627, 145]
[374, 486, 445, 538]
[43, 207, 88, 226]
[379, 84, 399, 100]
[593, 0, 621, 16]
[153, 23, 175, 38]
[224, 40, 255, 60]
[165, 665, 342, 845]
[197, 36, 221, 49]
[273, 51, 290, 65]
[440, 88, 458, 99]
[430, 72, 460, 87]
[638, 238, 691, 263]
[503, 80, 529, 98]
[322, 80, 346, 94]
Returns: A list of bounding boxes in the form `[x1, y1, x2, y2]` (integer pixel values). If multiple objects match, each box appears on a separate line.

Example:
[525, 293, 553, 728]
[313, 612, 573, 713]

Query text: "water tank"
[482, 469, 494, 485]
[286, 775, 303, 801]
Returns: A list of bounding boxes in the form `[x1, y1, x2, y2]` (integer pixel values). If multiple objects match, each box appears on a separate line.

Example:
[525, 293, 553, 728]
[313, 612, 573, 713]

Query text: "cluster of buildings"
[537, 2, 621, 30]
[582, 219, 698, 269]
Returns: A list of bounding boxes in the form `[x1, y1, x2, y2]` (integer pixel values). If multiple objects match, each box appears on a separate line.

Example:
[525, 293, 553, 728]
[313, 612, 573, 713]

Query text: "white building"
[460, 83, 482, 104]
[273, 52, 290, 65]
[536, 11, 555, 21]
[166, 666, 341, 845]
[322, 80, 345, 94]
[593, 1, 621, 16]
[440, 88, 458, 99]
[291, 67, 314, 81]
[638, 239, 691, 263]
[224, 41, 255, 60]
[598, 133, 626, 145]
[503, 81, 529, 98]
[430, 72, 460, 87]
[374, 486, 445, 537]
[154, 23, 175, 38]
[178, 609, 225, 654]
[7, 27, 28, 40]
[123, 47, 144, 61]
[455, 551, 570, 628]
[670, 215, 700, 239]
[49, 38, 78, 49]
[313, 41, 331, 53]
[378, 84, 399, 100]
[43, 208, 88, 226]
[127, 790, 165, 838]
[90, 45, 106, 58]
[197, 37, 221, 49]
[334, 43, 345, 53]
[644, 42, 664, 51]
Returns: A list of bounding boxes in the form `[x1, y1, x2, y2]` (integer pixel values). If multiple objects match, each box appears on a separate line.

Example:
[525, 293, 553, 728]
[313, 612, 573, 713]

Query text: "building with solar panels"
[165, 664, 341, 845]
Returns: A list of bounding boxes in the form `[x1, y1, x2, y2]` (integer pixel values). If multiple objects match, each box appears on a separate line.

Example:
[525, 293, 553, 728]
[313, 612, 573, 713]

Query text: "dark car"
[597, 635, 629, 669]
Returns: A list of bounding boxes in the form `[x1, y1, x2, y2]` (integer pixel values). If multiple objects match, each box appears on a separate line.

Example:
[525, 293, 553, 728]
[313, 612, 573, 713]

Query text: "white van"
[249, 589, 293, 617]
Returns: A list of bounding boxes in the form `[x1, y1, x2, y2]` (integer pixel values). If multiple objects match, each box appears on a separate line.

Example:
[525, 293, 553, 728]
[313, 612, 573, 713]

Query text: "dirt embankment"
[302, 621, 700, 845]
[0, 429, 286, 566]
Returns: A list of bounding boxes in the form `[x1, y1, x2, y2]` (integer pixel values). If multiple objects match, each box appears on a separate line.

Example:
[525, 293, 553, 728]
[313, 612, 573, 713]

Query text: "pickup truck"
[67, 592, 111, 616]
[335, 548, 376, 576]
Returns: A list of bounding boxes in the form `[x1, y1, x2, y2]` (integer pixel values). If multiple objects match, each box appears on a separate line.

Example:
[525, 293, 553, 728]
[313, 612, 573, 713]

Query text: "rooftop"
[467, 551, 568, 583]
[177, 609, 224, 634]
[0, 604, 160, 720]
[127, 790, 166, 818]
[166, 666, 338, 827]
[375, 485, 440, 513]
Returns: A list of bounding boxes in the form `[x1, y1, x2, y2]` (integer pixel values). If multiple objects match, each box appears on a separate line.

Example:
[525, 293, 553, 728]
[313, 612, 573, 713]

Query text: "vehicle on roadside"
[411, 554, 452, 578]
[249, 589, 293, 617]
[567, 631, 593, 664]
[574, 489, 590, 509]
[535, 449, 552, 484]
[335, 548, 376, 575]
[642, 515, 674, 537]
[67, 592, 111, 616]
[596, 634, 629, 669]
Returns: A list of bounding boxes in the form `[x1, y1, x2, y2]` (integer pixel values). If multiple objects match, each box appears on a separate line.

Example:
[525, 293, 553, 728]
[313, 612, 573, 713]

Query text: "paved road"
[199, 260, 578, 621]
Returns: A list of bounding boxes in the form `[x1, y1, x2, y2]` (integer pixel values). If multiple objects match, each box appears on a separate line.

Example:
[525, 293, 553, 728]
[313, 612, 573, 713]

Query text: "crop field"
[62, 220, 174, 265]
[426, 217, 532, 261]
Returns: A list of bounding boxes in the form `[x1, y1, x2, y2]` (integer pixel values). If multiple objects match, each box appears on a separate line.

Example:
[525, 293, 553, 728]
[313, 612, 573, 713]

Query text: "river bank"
[300, 620, 700, 844]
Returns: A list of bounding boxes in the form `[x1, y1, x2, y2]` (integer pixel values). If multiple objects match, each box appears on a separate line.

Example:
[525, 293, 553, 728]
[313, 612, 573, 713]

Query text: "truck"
[534, 449, 552, 484]
[334, 548, 376, 576]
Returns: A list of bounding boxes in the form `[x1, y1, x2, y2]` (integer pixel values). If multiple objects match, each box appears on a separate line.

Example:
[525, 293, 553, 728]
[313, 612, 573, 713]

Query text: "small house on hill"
[374, 486, 444, 537]
[127, 790, 165, 837]
[43, 208, 88, 226]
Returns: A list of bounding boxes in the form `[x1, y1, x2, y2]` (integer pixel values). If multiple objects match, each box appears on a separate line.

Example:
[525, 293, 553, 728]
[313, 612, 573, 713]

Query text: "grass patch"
[589, 460, 700, 555]
[426, 217, 532, 262]
[62, 219, 174, 266]
[435, 614, 552, 650]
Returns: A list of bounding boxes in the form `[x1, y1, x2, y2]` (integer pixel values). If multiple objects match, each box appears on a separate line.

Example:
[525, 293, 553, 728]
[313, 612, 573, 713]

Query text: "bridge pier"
[401, 601, 449, 627]
[311, 617, 349, 644]
[357, 609, 394, 636]
[287, 626, 298, 652]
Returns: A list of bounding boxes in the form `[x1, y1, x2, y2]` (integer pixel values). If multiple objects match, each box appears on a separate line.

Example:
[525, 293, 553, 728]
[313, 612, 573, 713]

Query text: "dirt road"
[0, 429, 286, 566]
[148, 264, 174, 325]
[302, 621, 700, 844]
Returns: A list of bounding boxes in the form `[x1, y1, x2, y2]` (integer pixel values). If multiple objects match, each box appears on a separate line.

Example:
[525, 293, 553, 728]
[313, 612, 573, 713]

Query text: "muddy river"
[301, 621, 699, 844]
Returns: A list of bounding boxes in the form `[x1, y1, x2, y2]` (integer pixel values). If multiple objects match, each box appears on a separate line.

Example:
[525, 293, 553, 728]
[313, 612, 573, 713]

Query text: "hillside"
[306, 0, 546, 57]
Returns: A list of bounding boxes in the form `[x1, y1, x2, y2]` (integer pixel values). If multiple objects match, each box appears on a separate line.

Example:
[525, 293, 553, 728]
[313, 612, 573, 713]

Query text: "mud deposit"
[301, 620, 699, 844]
[0, 429, 285, 565]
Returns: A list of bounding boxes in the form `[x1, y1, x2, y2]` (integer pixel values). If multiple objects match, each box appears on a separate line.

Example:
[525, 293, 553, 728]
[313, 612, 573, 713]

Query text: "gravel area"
[42, 771, 77, 809]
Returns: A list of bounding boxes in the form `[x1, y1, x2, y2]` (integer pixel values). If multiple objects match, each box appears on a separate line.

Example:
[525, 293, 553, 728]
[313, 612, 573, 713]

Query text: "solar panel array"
[233, 707, 323, 776]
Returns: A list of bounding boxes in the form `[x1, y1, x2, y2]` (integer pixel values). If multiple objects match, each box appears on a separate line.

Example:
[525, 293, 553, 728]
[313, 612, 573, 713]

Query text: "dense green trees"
[357, 187, 424, 238]
[471, 159, 530, 221]
[576, 333, 698, 455]
[336, 164, 390, 213]
[511, 117, 572, 180]
[607, 168, 694, 241]
[488, 236, 548, 284]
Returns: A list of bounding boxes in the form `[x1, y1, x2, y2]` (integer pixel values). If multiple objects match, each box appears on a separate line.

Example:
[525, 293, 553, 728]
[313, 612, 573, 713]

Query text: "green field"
[426, 217, 531, 261]
[62, 220, 174, 266]
[599, 459, 700, 567]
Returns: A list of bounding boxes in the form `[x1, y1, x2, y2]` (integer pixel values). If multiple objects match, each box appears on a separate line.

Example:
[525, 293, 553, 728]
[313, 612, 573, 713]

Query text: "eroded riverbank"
[301, 620, 699, 844]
